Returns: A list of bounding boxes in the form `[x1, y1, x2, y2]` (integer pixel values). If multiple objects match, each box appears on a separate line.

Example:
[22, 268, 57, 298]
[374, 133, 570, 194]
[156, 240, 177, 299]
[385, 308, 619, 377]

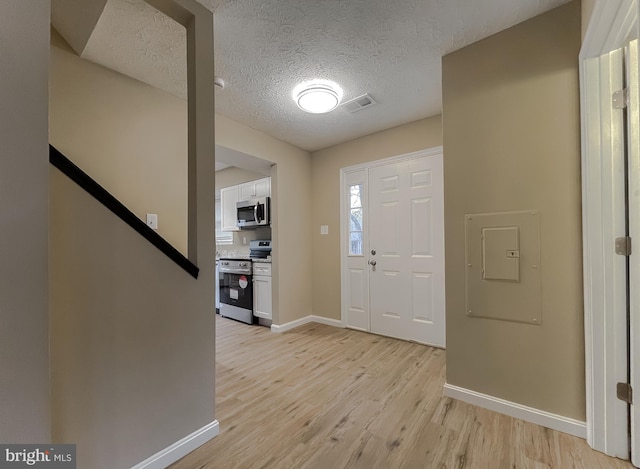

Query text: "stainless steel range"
[218, 258, 254, 324]
[249, 239, 272, 259]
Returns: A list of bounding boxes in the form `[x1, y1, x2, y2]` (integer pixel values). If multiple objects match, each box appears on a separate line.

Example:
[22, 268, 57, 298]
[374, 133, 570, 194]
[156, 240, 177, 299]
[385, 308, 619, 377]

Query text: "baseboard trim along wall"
[131, 420, 219, 469]
[443, 384, 586, 439]
[271, 315, 343, 333]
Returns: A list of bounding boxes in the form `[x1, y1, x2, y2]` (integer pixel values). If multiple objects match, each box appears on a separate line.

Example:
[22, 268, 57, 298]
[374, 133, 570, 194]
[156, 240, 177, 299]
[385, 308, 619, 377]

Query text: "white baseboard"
[311, 315, 343, 328]
[271, 315, 343, 333]
[131, 420, 219, 469]
[443, 384, 586, 439]
[271, 315, 311, 332]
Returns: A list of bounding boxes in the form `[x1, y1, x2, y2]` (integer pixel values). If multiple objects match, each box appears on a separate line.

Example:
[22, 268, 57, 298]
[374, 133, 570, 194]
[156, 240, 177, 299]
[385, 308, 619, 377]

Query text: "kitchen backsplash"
[217, 249, 250, 259]
[216, 226, 271, 256]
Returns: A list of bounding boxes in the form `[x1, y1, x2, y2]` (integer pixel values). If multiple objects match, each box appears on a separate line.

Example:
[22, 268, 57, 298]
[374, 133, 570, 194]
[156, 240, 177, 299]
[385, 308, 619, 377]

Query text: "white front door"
[342, 148, 445, 347]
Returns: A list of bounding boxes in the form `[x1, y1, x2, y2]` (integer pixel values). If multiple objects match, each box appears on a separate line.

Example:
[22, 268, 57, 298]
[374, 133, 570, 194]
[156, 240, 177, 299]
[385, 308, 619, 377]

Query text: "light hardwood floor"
[170, 316, 633, 469]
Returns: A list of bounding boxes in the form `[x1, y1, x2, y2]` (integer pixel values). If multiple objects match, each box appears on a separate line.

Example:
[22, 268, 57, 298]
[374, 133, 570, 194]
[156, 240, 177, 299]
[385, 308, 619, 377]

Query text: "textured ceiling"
[53, 0, 572, 152]
[81, 0, 189, 100]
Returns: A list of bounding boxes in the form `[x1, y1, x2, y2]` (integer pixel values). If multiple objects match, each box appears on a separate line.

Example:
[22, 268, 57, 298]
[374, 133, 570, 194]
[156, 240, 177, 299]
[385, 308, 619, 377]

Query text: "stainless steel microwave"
[236, 196, 270, 228]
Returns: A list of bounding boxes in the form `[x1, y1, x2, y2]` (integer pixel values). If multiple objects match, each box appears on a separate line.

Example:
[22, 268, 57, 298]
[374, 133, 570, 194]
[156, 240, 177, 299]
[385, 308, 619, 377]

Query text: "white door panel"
[411, 198, 433, 255]
[367, 153, 445, 346]
[412, 273, 434, 322]
[346, 268, 368, 329]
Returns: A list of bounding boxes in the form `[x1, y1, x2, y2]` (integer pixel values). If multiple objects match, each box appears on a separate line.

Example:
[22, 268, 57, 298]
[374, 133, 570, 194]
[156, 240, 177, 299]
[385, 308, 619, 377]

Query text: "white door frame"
[629, 38, 640, 469]
[339, 146, 445, 343]
[581, 0, 638, 458]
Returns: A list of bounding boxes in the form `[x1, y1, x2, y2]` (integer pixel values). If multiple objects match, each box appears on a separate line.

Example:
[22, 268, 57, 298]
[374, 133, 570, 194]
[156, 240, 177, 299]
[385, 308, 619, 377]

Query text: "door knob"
[369, 260, 377, 266]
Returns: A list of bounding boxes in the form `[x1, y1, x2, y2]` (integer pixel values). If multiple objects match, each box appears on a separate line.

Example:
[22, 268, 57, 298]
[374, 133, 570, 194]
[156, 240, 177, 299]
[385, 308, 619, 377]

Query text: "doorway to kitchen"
[340, 147, 445, 347]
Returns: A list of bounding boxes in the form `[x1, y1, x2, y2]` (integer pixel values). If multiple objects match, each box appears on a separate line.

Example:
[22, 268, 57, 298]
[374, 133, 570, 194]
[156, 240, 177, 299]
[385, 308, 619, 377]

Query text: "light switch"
[320, 225, 329, 235]
[146, 213, 158, 230]
[482, 226, 519, 282]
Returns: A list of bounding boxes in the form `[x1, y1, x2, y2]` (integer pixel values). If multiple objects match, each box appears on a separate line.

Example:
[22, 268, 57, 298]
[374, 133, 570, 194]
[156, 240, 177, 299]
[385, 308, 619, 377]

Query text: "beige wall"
[216, 166, 264, 189]
[442, 1, 584, 419]
[50, 169, 215, 468]
[49, 28, 189, 254]
[582, 0, 595, 39]
[0, 0, 51, 443]
[50, 22, 309, 327]
[49, 1, 216, 467]
[310, 117, 443, 320]
[50, 0, 106, 55]
[215, 115, 312, 325]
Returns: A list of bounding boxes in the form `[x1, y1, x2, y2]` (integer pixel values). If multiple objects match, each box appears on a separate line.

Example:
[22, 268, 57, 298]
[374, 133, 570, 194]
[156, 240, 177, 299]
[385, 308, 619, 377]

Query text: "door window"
[349, 184, 363, 256]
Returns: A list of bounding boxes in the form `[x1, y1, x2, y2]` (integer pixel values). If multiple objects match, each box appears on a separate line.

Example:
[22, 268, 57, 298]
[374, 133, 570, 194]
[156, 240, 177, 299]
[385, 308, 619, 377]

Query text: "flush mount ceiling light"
[293, 80, 343, 114]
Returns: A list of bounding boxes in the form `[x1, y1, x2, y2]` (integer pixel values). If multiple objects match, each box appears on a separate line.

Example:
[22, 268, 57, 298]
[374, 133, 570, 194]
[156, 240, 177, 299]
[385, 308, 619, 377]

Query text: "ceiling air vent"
[341, 93, 377, 113]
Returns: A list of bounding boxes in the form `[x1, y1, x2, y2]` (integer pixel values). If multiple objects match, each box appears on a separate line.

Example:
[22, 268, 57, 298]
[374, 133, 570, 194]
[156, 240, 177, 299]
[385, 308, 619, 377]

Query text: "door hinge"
[617, 382, 633, 404]
[615, 236, 632, 256]
[613, 88, 629, 109]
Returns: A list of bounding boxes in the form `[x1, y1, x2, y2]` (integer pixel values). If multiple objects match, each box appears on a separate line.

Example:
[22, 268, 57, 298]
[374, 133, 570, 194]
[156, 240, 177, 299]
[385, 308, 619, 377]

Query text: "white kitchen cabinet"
[253, 263, 272, 320]
[239, 177, 270, 200]
[220, 177, 270, 231]
[220, 185, 240, 232]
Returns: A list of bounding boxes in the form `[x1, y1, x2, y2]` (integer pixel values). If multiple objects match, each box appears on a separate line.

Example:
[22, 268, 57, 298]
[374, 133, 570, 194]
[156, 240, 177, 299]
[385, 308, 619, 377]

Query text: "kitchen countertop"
[251, 258, 272, 264]
[215, 256, 271, 263]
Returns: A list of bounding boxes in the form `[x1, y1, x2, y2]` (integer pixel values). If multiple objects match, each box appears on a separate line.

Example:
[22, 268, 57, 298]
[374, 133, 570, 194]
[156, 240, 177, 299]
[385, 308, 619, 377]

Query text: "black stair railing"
[49, 145, 199, 279]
